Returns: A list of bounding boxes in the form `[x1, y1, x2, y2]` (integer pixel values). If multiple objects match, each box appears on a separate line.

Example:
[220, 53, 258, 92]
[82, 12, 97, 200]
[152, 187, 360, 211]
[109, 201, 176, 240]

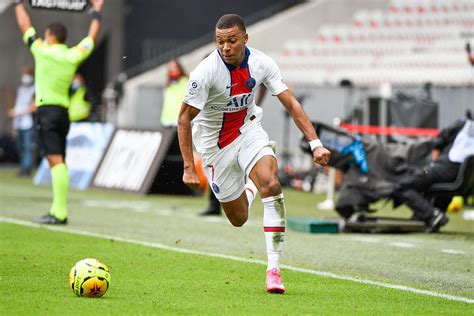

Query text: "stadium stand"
[117, 0, 472, 132]
[275, 0, 474, 85]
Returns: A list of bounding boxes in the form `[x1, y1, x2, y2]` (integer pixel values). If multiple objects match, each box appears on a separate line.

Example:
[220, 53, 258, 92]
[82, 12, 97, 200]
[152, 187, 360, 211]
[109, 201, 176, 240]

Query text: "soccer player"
[14, 0, 104, 224]
[177, 14, 330, 293]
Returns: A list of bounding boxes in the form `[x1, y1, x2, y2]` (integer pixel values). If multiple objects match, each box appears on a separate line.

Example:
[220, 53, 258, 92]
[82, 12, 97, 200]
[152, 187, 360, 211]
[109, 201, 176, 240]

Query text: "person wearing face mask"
[14, 0, 104, 225]
[68, 74, 93, 122]
[8, 67, 36, 176]
[160, 59, 188, 127]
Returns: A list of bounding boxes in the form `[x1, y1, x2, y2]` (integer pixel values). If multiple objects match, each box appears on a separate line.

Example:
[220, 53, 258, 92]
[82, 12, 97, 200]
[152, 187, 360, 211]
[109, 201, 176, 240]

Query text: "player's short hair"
[216, 14, 246, 33]
[46, 23, 67, 43]
[22, 66, 34, 76]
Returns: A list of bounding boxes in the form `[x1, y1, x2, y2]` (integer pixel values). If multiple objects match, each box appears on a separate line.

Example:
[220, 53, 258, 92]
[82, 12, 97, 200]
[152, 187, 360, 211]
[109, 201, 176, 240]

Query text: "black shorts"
[36, 105, 70, 156]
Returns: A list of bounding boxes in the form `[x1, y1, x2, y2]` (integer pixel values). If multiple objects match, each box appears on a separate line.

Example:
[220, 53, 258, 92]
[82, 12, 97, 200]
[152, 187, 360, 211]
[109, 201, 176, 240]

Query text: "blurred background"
[0, 0, 473, 186]
[1, 2, 473, 307]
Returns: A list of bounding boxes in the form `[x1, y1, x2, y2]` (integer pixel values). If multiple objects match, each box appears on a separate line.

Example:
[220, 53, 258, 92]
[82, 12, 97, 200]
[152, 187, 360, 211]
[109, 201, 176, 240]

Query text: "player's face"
[215, 26, 248, 66]
[44, 29, 56, 45]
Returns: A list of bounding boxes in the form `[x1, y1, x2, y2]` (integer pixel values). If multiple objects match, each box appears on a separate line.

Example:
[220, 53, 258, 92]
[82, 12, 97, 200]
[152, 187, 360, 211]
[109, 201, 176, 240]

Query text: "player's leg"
[34, 106, 69, 224]
[238, 125, 286, 293]
[220, 193, 249, 227]
[202, 145, 253, 227]
[249, 155, 286, 293]
[219, 178, 258, 226]
[47, 153, 69, 222]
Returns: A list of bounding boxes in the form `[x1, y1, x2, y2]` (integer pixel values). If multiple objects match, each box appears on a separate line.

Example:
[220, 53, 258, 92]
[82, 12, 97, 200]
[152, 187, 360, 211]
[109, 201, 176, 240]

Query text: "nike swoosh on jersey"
[226, 83, 237, 89]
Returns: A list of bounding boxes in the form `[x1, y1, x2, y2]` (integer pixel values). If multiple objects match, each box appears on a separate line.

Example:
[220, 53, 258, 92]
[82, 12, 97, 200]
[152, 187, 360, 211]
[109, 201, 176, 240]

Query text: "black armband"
[27, 35, 37, 47]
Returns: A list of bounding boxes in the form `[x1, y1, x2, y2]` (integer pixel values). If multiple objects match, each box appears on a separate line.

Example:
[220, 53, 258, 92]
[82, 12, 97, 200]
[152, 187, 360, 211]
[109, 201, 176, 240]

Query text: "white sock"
[245, 180, 258, 209]
[262, 193, 286, 271]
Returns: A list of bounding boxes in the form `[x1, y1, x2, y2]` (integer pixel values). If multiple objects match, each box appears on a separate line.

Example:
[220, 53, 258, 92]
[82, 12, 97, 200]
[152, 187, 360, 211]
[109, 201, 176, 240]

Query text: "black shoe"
[425, 209, 449, 233]
[33, 214, 68, 225]
[200, 208, 221, 216]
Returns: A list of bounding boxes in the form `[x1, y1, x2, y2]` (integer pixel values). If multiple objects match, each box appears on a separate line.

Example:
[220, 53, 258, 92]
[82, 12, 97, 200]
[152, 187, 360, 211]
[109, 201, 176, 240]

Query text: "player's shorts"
[36, 105, 70, 156]
[201, 123, 276, 203]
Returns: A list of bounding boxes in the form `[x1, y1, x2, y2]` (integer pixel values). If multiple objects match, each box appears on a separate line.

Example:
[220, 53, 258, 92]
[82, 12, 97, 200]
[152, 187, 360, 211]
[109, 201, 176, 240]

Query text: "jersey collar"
[218, 47, 250, 71]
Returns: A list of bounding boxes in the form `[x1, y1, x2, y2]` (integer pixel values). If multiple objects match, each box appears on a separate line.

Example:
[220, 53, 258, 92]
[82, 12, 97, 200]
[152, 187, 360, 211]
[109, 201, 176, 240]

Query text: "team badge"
[246, 77, 256, 89]
[212, 183, 220, 194]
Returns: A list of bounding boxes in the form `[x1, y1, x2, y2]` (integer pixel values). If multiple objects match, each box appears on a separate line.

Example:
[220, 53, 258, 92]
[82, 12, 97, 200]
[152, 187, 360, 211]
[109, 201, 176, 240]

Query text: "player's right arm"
[177, 103, 201, 190]
[14, 1, 32, 35]
[177, 60, 211, 189]
[16, 2, 43, 56]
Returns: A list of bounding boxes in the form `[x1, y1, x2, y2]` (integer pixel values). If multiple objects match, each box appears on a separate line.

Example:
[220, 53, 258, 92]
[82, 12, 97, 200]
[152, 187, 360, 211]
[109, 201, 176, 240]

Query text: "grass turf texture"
[1, 167, 473, 314]
[0, 222, 472, 315]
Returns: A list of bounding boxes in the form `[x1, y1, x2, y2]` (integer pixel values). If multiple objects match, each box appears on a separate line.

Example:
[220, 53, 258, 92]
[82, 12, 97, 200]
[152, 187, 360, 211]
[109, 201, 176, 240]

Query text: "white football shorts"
[201, 123, 275, 203]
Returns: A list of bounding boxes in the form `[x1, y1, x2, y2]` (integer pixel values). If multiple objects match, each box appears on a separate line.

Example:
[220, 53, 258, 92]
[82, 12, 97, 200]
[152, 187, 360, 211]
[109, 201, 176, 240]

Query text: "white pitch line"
[1, 216, 473, 304]
[389, 242, 416, 248]
[350, 236, 382, 243]
[441, 249, 467, 255]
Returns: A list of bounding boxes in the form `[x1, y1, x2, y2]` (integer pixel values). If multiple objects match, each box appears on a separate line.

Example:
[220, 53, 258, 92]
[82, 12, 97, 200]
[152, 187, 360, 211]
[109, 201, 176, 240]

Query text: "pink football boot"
[266, 268, 285, 294]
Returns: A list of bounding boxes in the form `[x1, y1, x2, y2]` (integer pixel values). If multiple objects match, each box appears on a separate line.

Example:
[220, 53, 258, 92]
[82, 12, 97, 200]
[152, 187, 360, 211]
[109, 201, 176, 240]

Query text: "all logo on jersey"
[225, 93, 252, 108]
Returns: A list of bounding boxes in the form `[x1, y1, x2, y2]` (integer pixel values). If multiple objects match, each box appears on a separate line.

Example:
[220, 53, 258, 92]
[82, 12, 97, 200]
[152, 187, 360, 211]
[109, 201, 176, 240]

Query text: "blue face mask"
[21, 74, 34, 85]
[71, 81, 81, 91]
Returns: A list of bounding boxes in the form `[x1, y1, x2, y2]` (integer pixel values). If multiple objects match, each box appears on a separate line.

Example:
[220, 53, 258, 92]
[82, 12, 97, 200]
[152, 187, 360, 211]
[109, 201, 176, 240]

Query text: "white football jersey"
[184, 47, 288, 154]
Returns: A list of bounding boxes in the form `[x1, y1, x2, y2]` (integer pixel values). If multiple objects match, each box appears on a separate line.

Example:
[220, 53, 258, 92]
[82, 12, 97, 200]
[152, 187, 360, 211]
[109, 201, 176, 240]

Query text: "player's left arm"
[87, 0, 103, 43]
[277, 89, 330, 166]
[69, 0, 103, 64]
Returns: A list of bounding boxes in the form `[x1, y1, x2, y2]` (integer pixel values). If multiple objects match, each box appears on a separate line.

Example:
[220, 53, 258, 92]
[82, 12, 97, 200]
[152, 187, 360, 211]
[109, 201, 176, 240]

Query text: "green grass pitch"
[0, 168, 473, 314]
[1, 223, 472, 315]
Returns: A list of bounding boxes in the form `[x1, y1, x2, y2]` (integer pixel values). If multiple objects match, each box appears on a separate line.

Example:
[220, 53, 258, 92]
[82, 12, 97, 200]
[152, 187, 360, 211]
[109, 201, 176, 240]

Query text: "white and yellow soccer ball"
[69, 258, 111, 298]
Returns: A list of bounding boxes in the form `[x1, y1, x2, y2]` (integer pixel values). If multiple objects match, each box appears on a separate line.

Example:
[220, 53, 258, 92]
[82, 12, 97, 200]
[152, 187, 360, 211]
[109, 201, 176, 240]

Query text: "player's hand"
[90, 0, 103, 12]
[312, 146, 330, 167]
[182, 168, 201, 190]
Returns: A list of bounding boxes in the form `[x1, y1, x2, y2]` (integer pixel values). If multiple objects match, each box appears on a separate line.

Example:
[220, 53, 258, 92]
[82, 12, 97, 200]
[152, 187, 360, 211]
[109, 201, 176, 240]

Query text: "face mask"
[21, 74, 34, 85]
[71, 81, 81, 91]
[168, 70, 182, 81]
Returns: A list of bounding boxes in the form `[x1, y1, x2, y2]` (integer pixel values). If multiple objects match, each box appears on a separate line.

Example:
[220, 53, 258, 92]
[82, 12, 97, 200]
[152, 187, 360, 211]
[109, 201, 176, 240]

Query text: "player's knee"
[259, 178, 281, 198]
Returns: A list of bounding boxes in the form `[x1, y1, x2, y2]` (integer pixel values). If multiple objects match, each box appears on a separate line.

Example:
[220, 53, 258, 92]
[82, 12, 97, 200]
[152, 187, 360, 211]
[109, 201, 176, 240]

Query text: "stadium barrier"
[340, 123, 440, 137]
[92, 127, 196, 195]
[34, 122, 115, 190]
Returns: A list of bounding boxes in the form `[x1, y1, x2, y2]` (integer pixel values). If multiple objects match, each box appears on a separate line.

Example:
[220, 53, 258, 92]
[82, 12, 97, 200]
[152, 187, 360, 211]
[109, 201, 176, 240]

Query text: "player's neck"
[231, 55, 245, 67]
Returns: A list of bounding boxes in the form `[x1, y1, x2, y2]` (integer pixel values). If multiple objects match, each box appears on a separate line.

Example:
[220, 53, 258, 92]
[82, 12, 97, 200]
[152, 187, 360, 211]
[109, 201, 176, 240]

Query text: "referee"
[14, 0, 104, 224]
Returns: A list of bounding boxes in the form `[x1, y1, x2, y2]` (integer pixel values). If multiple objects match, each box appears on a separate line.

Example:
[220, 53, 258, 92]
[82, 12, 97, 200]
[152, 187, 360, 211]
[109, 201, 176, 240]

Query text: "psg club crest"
[212, 183, 220, 194]
[246, 77, 256, 89]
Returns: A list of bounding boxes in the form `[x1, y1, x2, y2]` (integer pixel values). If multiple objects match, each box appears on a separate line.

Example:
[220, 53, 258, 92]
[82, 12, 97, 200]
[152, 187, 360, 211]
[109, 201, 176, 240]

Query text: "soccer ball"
[69, 258, 111, 297]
